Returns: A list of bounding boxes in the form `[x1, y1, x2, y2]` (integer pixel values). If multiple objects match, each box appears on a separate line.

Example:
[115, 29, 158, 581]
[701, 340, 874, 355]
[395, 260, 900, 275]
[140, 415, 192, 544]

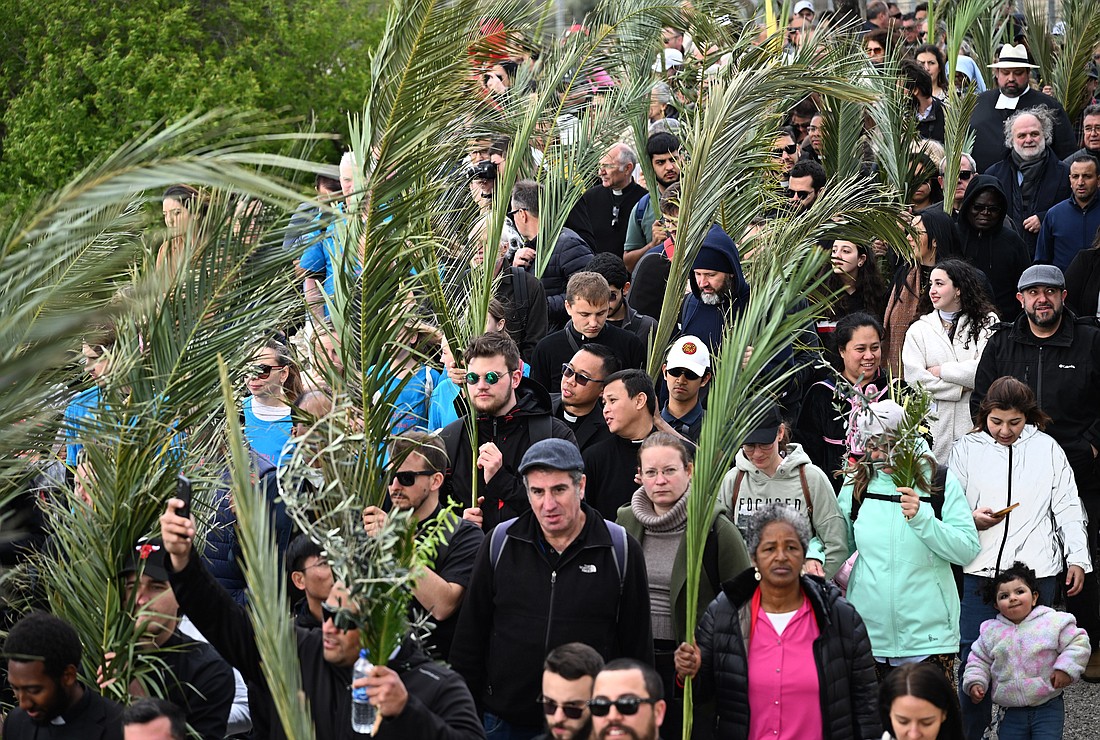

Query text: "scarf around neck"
[631, 485, 689, 533]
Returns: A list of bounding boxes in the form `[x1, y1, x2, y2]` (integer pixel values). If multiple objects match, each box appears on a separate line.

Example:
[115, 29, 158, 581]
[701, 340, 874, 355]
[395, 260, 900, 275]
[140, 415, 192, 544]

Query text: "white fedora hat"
[989, 43, 1039, 69]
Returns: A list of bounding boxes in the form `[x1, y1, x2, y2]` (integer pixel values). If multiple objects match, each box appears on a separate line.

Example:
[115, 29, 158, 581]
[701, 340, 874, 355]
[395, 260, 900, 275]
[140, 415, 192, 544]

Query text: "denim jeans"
[958, 574, 1057, 740]
[997, 694, 1064, 740]
[483, 711, 542, 740]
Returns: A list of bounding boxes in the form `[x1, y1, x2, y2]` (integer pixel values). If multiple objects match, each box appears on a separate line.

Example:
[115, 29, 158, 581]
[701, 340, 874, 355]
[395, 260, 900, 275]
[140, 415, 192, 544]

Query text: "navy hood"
[688, 224, 746, 299]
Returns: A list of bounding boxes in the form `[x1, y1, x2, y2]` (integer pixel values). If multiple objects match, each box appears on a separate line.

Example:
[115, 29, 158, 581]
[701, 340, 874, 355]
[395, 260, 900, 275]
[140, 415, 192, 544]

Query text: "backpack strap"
[634, 193, 650, 231]
[509, 267, 530, 333]
[489, 518, 518, 570]
[530, 415, 553, 446]
[605, 520, 628, 589]
[797, 465, 819, 539]
[732, 469, 744, 500]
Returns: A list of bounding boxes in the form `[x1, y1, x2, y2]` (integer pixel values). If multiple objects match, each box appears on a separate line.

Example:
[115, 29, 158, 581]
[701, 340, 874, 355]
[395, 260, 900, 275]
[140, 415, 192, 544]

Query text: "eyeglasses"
[788, 189, 814, 200]
[391, 469, 436, 486]
[641, 466, 684, 480]
[562, 363, 606, 386]
[742, 441, 776, 451]
[772, 144, 798, 155]
[507, 208, 527, 220]
[1083, 125, 1100, 134]
[465, 370, 507, 385]
[666, 367, 701, 380]
[539, 698, 587, 719]
[588, 697, 659, 717]
[958, 170, 974, 180]
[970, 203, 1003, 214]
[247, 363, 284, 379]
[320, 602, 357, 631]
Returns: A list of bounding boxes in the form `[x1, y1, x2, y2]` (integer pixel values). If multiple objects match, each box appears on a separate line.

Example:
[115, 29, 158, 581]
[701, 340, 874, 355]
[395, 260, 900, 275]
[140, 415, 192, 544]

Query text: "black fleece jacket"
[693, 570, 880, 740]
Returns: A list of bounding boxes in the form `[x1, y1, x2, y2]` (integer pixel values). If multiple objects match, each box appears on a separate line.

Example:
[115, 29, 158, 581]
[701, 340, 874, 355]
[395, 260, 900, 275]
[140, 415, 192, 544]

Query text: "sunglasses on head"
[561, 363, 606, 386]
[666, 366, 701, 380]
[320, 602, 357, 631]
[391, 469, 435, 486]
[587, 696, 659, 717]
[772, 144, 798, 155]
[247, 363, 284, 380]
[540, 698, 587, 719]
[465, 370, 507, 385]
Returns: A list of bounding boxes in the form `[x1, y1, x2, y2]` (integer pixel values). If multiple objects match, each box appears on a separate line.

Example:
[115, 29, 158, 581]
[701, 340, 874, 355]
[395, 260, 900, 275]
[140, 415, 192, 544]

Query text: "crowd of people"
[5, 2, 1100, 740]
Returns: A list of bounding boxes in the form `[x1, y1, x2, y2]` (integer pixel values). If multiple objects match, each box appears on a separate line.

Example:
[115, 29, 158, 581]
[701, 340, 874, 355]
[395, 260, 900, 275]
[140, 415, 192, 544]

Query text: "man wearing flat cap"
[450, 439, 653, 739]
[969, 43, 1076, 172]
[972, 264, 1100, 682]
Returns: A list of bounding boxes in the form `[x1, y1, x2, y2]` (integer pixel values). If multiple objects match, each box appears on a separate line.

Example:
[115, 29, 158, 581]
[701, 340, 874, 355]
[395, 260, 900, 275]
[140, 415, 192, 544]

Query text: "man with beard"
[553, 345, 618, 452]
[787, 160, 826, 212]
[588, 660, 666, 740]
[444, 332, 577, 532]
[772, 127, 799, 190]
[969, 44, 1075, 172]
[677, 225, 750, 353]
[534, 643, 604, 740]
[4, 613, 123, 739]
[986, 108, 1071, 256]
[570, 144, 647, 258]
[623, 133, 681, 270]
[659, 336, 711, 443]
[1064, 103, 1100, 165]
[1036, 153, 1100, 272]
[972, 264, 1100, 682]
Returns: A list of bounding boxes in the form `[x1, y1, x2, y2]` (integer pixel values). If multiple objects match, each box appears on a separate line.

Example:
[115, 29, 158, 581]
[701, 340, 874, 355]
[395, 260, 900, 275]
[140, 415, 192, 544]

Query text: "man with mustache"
[535, 643, 604, 740]
[1035, 153, 1100, 272]
[588, 659, 666, 740]
[972, 264, 1100, 683]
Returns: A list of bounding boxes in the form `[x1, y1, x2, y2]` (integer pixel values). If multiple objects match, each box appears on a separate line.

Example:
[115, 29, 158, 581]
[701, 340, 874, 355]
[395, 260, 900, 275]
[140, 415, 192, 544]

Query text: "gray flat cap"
[1017, 264, 1065, 291]
[518, 439, 584, 475]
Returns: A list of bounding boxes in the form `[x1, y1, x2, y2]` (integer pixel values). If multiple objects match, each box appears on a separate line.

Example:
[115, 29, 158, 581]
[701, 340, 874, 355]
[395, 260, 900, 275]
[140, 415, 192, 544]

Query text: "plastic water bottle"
[351, 648, 376, 734]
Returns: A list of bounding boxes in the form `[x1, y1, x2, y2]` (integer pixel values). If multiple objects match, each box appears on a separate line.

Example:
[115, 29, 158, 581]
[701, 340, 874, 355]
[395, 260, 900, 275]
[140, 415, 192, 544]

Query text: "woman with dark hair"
[915, 44, 949, 100]
[674, 504, 880, 740]
[816, 240, 887, 357]
[878, 662, 965, 740]
[948, 376, 1090, 740]
[616, 432, 749, 738]
[884, 209, 961, 375]
[797, 311, 890, 492]
[158, 184, 206, 271]
[901, 259, 998, 463]
[1064, 227, 1100, 318]
[243, 338, 305, 466]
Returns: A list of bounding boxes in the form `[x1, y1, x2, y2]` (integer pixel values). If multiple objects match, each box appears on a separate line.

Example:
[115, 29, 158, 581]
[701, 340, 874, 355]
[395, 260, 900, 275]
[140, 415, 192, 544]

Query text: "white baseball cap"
[665, 336, 710, 376]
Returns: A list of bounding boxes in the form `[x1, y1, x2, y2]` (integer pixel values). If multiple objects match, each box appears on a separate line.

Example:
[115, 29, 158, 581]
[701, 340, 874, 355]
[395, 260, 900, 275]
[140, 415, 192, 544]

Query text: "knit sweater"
[632, 489, 689, 641]
[963, 605, 1090, 708]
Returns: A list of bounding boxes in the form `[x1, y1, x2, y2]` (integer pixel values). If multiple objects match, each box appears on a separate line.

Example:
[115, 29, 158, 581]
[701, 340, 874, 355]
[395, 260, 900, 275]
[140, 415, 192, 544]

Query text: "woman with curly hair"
[914, 44, 949, 100]
[901, 259, 999, 463]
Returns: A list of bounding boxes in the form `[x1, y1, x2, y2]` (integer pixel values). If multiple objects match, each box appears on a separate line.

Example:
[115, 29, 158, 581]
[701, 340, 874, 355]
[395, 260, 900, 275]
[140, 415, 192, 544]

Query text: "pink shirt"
[747, 597, 823, 740]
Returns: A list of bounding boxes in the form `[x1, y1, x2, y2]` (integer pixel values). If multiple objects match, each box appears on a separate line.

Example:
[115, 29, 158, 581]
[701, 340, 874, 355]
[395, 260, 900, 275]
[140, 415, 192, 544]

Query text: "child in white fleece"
[963, 561, 1091, 739]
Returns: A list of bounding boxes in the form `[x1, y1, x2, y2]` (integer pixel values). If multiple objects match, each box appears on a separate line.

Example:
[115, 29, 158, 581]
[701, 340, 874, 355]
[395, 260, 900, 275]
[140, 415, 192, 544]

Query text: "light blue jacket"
[838, 464, 980, 658]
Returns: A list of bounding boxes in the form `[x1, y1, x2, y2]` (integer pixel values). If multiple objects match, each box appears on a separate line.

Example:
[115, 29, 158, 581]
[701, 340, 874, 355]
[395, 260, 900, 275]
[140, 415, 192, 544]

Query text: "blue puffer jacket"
[677, 224, 750, 351]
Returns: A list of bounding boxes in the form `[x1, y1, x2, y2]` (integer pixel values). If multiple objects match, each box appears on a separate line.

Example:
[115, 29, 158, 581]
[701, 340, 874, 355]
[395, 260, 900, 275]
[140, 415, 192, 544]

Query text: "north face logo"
[579, 564, 597, 574]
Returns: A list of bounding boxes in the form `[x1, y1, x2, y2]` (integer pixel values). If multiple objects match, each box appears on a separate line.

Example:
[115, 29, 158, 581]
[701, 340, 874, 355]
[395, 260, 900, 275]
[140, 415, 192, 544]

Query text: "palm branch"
[1045, 0, 1100, 116]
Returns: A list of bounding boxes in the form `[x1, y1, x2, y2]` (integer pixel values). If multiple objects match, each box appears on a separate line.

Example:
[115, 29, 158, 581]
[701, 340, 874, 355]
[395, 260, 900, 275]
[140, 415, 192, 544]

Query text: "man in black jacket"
[568, 144, 647, 257]
[968, 44, 1076, 172]
[956, 174, 1031, 319]
[159, 503, 485, 740]
[971, 264, 1100, 679]
[450, 439, 653, 738]
[552, 344, 618, 453]
[443, 332, 577, 532]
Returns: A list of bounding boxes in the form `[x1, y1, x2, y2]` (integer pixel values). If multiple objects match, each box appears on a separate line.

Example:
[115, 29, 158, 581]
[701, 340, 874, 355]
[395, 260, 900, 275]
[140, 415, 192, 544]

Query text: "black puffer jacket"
[956, 175, 1031, 320]
[694, 570, 880, 740]
[539, 227, 594, 328]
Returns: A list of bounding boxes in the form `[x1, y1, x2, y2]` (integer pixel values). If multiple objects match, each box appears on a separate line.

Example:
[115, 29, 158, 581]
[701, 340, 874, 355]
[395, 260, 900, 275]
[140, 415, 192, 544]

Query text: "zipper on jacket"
[992, 444, 1014, 574]
[1035, 347, 1043, 407]
[544, 570, 557, 653]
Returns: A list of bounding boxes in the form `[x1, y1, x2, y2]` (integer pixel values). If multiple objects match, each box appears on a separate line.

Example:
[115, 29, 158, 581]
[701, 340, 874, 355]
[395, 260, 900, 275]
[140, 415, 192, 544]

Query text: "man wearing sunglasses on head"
[530, 272, 646, 394]
[441, 332, 577, 532]
[588, 659, 666, 740]
[362, 431, 484, 660]
[552, 346, 619, 453]
[534, 643, 604, 740]
[158, 502, 485, 740]
[659, 337, 711, 444]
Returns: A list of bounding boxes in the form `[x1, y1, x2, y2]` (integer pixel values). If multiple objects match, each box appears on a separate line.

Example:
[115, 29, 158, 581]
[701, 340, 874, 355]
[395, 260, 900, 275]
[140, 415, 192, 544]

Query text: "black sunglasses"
[666, 367, 701, 380]
[561, 363, 606, 387]
[507, 208, 527, 220]
[320, 603, 357, 631]
[247, 363, 284, 380]
[788, 189, 814, 200]
[465, 370, 506, 385]
[958, 170, 975, 180]
[772, 144, 798, 155]
[588, 696, 659, 717]
[540, 698, 587, 719]
[391, 469, 435, 486]
[971, 203, 1003, 214]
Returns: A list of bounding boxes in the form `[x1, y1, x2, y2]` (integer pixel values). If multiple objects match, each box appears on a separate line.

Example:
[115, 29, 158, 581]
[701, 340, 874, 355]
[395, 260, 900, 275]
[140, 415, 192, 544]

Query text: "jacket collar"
[1009, 307, 1077, 347]
[722, 568, 835, 629]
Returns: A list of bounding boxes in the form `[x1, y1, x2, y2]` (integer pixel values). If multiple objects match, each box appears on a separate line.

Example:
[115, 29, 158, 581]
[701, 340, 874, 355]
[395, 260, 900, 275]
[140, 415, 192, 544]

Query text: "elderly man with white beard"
[985, 107, 1070, 257]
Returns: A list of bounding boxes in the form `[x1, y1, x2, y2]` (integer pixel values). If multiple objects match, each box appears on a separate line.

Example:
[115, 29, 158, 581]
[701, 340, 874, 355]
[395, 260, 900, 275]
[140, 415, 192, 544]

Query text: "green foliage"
[0, 0, 386, 209]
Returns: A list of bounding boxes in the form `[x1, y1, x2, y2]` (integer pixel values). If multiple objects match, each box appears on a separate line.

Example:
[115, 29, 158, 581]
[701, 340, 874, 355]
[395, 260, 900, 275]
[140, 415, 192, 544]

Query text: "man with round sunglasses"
[588, 659, 665, 740]
[534, 643, 604, 740]
[659, 337, 711, 444]
[362, 431, 483, 659]
[441, 332, 577, 532]
[552, 345, 619, 452]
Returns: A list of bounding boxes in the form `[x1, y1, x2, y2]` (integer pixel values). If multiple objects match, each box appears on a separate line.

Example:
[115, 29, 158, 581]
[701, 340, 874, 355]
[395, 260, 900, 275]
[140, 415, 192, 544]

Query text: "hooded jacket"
[956, 175, 1032, 319]
[985, 148, 1071, 256]
[949, 426, 1092, 578]
[677, 224, 751, 351]
[971, 309, 1100, 472]
[441, 377, 577, 531]
[717, 444, 850, 579]
[692, 570, 881, 740]
[902, 310, 998, 463]
[838, 461, 980, 658]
